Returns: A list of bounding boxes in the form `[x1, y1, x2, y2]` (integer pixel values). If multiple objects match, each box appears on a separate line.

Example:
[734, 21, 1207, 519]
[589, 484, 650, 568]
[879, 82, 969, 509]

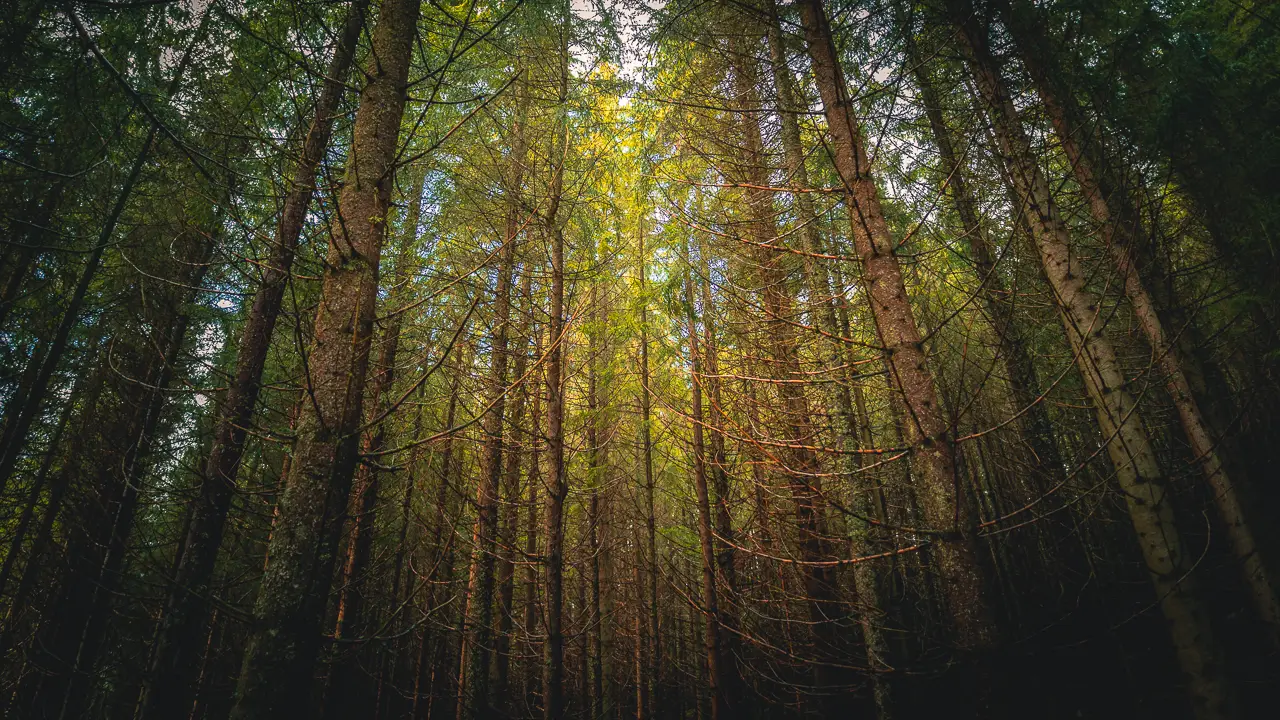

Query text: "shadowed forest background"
[2, 0, 1280, 718]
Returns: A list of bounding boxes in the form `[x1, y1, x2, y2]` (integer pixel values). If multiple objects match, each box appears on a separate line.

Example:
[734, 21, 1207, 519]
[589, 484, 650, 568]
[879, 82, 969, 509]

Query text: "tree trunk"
[542, 11, 571, 716]
[457, 80, 530, 718]
[907, 36, 1065, 487]
[0, 127, 153, 496]
[681, 240, 730, 720]
[762, 5, 895, 712]
[495, 270, 535, 707]
[142, 5, 368, 715]
[694, 252, 745, 715]
[798, 0, 999, 658]
[1000, 0, 1280, 638]
[522, 325, 545, 711]
[636, 228, 660, 720]
[951, 3, 1231, 716]
[586, 272, 606, 720]
[229, 0, 419, 714]
[727, 27, 854, 712]
[327, 167, 425, 719]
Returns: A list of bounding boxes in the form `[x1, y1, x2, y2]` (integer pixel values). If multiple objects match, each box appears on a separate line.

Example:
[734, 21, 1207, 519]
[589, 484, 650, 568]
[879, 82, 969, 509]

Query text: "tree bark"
[229, 0, 419, 714]
[798, 0, 1000, 657]
[761, 5, 895, 712]
[327, 167, 425, 720]
[542, 11, 571, 715]
[695, 250, 745, 712]
[142, 5, 369, 715]
[726, 25, 856, 712]
[457, 80, 530, 718]
[999, 0, 1280, 638]
[950, 3, 1231, 716]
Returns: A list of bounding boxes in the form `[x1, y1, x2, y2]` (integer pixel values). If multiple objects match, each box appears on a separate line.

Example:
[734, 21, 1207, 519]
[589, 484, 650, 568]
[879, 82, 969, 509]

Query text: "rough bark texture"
[142, 6, 368, 716]
[229, 0, 419, 715]
[999, 0, 1280, 638]
[542, 17, 571, 715]
[762, 5, 894, 713]
[798, 0, 999, 654]
[951, 3, 1231, 716]
[327, 167, 424, 719]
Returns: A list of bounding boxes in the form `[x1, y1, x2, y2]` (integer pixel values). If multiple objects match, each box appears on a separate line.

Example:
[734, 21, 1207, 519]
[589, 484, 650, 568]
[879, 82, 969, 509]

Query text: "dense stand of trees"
[2, 0, 1279, 718]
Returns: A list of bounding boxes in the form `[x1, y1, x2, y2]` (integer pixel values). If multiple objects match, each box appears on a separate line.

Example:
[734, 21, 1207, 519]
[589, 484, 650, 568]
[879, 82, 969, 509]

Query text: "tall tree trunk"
[495, 270, 535, 707]
[681, 240, 731, 720]
[694, 256, 744, 716]
[586, 273, 606, 720]
[229, 0, 419, 715]
[542, 10, 571, 716]
[541, 207, 568, 720]
[143, 2, 369, 712]
[906, 35, 1065, 487]
[696, 258, 738, 602]
[327, 168, 425, 719]
[521, 325, 545, 712]
[636, 227, 660, 720]
[949, 3, 1231, 716]
[0, 127, 152, 496]
[761, 4, 895, 712]
[457, 80, 530, 718]
[726, 27, 853, 712]
[797, 1, 1000, 661]
[997, 1, 1280, 637]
